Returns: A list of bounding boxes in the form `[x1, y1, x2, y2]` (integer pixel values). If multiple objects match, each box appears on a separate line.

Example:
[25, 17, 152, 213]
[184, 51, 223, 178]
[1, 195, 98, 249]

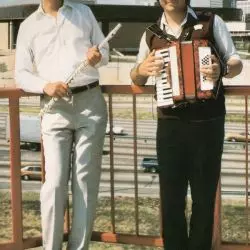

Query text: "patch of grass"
[0, 106, 40, 114]
[221, 199, 248, 243]
[110, 109, 157, 120]
[0, 192, 12, 241]
[225, 114, 250, 123]
[94, 197, 161, 236]
[0, 62, 7, 73]
[0, 192, 249, 249]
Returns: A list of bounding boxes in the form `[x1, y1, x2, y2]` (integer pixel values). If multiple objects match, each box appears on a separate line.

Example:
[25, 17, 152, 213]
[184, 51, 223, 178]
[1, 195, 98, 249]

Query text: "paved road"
[0, 127, 250, 197]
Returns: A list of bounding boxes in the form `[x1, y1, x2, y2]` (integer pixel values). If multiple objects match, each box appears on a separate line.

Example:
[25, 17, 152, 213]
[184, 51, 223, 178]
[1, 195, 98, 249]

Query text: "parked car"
[105, 123, 125, 135]
[225, 132, 250, 142]
[6, 115, 124, 151]
[6, 115, 41, 151]
[21, 166, 42, 181]
[141, 157, 159, 173]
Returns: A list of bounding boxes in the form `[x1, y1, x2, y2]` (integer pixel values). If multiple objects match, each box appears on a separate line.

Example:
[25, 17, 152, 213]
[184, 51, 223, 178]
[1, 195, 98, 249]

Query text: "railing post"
[108, 93, 116, 233]
[9, 96, 23, 249]
[212, 181, 221, 250]
[244, 96, 249, 245]
[132, 94, 139, 236]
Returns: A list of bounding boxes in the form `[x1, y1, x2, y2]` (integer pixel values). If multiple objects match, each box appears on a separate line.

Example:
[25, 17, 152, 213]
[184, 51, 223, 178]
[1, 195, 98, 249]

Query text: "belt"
[70, 81, 99, 94]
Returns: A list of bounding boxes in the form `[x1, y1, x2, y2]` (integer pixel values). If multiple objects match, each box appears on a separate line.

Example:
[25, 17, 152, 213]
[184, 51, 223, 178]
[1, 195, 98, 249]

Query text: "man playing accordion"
[131, 0, 242, 249]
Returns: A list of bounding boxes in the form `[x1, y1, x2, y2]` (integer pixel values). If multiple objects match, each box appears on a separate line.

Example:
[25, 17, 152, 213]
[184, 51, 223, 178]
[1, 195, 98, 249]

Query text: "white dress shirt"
[15, 0, 109, 94]
[136, 6, 241, 65]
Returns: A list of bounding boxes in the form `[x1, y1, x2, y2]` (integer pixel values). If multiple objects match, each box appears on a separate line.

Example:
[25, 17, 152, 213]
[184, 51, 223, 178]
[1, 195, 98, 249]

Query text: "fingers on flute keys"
[87, 46, 102, 67]
[43, 82, 69, 98]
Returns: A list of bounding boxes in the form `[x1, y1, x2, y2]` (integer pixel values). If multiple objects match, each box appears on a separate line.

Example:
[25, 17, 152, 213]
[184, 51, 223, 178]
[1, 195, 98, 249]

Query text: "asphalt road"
[0, 123, 249, 197]
[0, 107, 250, 197]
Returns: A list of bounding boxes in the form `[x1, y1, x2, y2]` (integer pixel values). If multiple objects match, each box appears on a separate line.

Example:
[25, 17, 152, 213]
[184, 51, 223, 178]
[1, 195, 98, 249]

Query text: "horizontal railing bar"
[23, 233, 69, 249]
[91, 231, 163, 247]
[0, 243, 16, 250]
[221, 243, 250, 250]
[1, 85, 250, 98]
[23, 236, 43, 249]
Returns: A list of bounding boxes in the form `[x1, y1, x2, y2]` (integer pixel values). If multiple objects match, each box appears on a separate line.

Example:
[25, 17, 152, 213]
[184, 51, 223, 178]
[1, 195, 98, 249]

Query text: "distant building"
[224, 0, 236, 8]
[0, 0, 96, 50]
[0, 0, 96, 6]
[0, 3, 244, 52]
[237, 0, 250, 21]
[191, 0, 223, 7]
[96, 0, 155, 5]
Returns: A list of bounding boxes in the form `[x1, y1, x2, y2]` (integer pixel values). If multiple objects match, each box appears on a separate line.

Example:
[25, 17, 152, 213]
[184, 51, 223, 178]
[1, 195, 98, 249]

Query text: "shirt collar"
[37, 0, 73, 15]
[160, 6, 197, 30]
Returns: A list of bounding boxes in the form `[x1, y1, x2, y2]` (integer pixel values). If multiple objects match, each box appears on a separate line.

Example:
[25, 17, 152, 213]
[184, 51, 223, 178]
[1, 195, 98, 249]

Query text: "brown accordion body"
[154, 39, 218, 108]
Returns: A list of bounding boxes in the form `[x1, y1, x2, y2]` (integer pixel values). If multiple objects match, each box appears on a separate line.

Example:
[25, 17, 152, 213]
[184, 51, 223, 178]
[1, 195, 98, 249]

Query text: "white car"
[225, 132, 250, 142]
[21, 165, 42, 181]
[105, 124, 125, 135]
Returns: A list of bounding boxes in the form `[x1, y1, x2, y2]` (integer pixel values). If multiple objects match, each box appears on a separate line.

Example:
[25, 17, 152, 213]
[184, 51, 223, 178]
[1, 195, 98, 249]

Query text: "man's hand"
[43, 82, 69, 98]
[200, 55, 221, 83]
[87, 46, 102, 67]
[138, 50, 164, 77]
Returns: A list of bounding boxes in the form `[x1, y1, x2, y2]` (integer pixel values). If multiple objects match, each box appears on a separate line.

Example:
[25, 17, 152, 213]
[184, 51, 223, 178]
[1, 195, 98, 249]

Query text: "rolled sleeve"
[15, 23, 47, 94]
[136, 32, 150, 64]
[213, 15, 241, 63]
[87, 7, 109, 68]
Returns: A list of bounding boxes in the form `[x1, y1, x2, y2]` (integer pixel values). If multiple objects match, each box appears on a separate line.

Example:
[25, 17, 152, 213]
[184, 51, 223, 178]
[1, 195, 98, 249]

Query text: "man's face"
[159, 0, 187, 12]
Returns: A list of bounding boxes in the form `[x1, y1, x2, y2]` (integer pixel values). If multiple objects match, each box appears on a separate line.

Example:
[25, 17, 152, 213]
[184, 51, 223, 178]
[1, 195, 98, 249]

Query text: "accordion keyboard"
[154, 48, 174, 107]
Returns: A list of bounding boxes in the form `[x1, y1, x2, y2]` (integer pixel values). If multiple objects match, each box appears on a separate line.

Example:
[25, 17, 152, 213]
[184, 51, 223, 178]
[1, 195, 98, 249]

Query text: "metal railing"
[0, 85, 250, 250]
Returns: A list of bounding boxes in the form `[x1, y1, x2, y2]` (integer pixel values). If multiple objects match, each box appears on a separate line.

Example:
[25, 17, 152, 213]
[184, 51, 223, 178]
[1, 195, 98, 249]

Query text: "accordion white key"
[154, 40, 215, 108]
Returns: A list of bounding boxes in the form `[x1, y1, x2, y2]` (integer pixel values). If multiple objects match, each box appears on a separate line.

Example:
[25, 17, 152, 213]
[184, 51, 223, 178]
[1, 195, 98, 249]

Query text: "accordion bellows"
[155, 39, 216, 108]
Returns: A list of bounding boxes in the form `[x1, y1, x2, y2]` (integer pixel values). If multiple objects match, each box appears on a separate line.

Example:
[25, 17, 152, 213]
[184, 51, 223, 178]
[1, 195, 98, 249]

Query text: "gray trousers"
[40, 86, 107, 250]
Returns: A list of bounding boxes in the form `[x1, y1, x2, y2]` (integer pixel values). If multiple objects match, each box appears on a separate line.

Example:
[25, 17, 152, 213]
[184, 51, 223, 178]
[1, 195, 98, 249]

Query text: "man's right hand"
[43, 82, 69, 98]
[138, 50, 164, 77]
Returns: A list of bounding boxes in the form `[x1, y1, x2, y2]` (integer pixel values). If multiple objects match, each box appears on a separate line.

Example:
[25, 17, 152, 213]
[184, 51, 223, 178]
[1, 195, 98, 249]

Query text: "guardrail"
[0, 85, 250, 250]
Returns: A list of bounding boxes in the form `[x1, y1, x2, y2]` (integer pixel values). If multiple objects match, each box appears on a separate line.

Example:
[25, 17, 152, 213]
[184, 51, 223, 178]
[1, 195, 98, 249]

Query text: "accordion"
[154, 40, 219, 108]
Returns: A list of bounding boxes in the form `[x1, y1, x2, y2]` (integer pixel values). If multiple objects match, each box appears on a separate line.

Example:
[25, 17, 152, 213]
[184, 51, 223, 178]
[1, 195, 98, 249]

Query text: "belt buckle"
[86, 84, 90, 90]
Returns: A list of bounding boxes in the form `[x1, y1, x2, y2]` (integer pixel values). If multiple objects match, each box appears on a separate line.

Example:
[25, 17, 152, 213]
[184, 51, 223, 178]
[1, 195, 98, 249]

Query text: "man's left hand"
[200, 55, 221, 83]
[87, 46, 102, 67]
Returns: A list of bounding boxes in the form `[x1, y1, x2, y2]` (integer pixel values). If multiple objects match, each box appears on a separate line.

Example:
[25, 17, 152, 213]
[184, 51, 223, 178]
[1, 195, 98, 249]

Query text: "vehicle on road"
[6, 114, 41, 151]
[141, 157, 159, 173]
[21, 165, 42, 181]
[6, 115, 124, 151]
[105, 123, 126, 135]
[225, 132, 250, 142]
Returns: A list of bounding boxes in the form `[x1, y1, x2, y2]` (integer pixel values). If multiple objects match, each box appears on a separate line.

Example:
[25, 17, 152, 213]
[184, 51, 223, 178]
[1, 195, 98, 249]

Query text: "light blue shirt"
[15, 0, 109, 93]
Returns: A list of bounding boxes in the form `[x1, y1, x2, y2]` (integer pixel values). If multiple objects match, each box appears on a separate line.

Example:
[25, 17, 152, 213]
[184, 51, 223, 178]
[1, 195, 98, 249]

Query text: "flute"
[39, 23, 122, 117]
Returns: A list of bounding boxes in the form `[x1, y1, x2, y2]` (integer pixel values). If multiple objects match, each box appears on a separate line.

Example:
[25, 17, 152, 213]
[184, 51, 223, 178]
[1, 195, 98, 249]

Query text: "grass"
[0, 62, 7, 73]
[1, 105, 250, 123]
[0, 192, 249, 249]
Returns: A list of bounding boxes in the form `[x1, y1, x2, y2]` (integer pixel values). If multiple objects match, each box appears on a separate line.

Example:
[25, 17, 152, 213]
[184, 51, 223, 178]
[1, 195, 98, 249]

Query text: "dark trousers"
[156, 116, 225, 250]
